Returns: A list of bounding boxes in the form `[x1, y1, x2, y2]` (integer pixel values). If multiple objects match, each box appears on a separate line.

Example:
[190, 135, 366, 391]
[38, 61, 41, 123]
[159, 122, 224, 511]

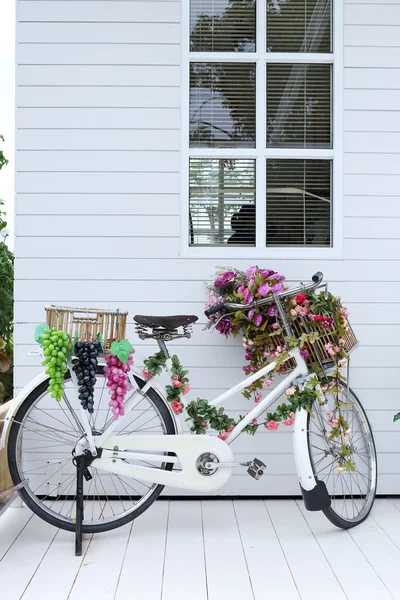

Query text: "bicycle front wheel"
[307, 382, 377, 528]
[8, 365, 177, 533]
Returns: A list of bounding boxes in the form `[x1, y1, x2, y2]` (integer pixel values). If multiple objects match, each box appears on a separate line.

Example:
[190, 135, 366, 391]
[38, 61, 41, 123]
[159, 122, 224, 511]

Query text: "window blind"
[266, 0, 331, 53]
[190, 62, 256, 148]
[266, 63, 331, 148]
[190, 0, 256, 52]
[266, 159, 331, 247]
[189, 158, 256, 246]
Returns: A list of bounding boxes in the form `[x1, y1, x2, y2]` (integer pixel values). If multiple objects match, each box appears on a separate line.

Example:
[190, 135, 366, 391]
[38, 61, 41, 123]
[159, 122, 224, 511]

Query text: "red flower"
[295, 293, 308, 305]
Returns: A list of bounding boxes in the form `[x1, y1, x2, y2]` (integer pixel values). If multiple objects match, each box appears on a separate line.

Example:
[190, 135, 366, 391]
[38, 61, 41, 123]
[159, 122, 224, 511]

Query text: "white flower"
[0, 228, 9, 240]
[285, 386, 296, 398]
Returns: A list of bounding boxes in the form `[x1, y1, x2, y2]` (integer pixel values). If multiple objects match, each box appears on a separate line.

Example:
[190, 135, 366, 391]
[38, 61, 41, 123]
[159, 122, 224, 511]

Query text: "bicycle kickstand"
[75, 454, 85, 557]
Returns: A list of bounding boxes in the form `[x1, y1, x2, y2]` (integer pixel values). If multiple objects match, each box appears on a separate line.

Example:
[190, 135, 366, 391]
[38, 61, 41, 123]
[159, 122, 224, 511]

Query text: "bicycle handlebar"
[204, 271, 324, 318]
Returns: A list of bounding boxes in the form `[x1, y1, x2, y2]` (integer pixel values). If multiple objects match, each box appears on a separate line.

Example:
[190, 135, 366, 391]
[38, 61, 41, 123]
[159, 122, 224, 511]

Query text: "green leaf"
[394, 413, 400, 423]
[34, 323, 48, 344]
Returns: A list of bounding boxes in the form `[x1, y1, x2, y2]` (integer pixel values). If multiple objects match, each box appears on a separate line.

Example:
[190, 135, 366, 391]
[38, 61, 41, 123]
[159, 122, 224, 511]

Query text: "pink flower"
[173, 374, 180, 380]
[170, 400, 183, 414]
[273, 282, 284, 293]
[258, 283, 272, 297]
[227, 425, 235, 433]
[218, 431, 229, 441]
[340, 307, 350, 318]
[182, 383, 191, 395]
[142, 368, 152, 379]
[272, 322, 280, 330]
[245, 266, 258, 275]
[254, 314, 263, 327]
[283, 417, 294, 426]
[266, 420, 280, 431]
[255, 393, 262, 404]
[172, 380, 183, 388]
[252, 418, 258, 425]
[264, 379, 273, 387]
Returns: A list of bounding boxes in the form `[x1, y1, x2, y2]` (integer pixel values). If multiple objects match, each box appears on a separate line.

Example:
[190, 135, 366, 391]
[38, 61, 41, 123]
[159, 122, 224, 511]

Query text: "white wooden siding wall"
[14, 0, 400, 495]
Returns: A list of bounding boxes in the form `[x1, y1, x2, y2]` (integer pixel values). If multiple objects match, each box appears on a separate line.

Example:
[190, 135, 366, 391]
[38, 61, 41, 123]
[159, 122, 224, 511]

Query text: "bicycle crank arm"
[205, 461, 251, 469]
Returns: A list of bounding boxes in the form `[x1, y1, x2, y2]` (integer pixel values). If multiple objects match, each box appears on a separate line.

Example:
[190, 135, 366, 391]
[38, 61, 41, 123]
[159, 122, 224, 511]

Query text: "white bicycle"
[1, 272, 377, 533]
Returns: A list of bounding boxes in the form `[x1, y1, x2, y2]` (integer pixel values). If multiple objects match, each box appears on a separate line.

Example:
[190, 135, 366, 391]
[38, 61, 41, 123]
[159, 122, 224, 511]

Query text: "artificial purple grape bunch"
[104, 349, 135, 420]
[72, 340, 102, 413]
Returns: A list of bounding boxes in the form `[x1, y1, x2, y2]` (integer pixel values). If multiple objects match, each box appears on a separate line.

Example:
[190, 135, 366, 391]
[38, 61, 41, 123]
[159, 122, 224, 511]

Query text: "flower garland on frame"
[142, 350, 356, 473]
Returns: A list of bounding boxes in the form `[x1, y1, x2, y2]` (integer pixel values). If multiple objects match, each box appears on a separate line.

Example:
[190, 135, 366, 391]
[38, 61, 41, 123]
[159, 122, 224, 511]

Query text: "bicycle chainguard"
[247, 458, 266, 480]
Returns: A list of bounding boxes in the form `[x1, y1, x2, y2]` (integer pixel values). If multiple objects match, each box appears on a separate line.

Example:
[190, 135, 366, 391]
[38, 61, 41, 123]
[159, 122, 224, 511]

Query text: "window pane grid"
[189, 158, 256, 247]
[187, 0, 334, 250]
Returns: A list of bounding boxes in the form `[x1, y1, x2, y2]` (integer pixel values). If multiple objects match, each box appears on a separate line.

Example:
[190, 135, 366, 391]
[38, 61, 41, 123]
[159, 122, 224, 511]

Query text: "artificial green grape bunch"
[41, 327, 72, 401]
[72, 341, 102, 413]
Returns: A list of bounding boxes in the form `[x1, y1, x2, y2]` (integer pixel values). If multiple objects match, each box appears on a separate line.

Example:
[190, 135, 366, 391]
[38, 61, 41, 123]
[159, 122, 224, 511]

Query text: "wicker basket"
[45, 306, 128, 352]
[265, 299, 358, 371]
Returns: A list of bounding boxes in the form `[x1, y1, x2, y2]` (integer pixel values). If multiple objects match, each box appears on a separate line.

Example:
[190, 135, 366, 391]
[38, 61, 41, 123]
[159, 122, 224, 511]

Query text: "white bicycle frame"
[70, 345, 320, 494]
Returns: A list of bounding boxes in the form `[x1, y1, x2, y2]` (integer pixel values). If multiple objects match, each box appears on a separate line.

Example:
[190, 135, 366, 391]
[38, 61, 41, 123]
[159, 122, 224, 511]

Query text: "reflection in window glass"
[267, 64, 331, 148]
[266, 0, 331, 53]
[189, 158, 256, 246]
[266, 159, 331, 247]
[190, 62, 256, 148]
[190, 0, 256, 52]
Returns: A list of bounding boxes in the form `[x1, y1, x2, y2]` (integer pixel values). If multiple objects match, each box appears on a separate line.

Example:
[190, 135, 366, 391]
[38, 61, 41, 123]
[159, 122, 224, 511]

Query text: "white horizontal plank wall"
[14, 0, 400, 495]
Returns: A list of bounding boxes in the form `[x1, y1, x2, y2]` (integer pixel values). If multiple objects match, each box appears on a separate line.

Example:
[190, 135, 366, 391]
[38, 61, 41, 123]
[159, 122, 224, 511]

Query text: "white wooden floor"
[1, 499, 400, 600]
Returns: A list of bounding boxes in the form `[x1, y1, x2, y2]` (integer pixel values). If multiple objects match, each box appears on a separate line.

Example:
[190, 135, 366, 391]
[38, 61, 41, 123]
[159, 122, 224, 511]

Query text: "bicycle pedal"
[247, 458, 266, 480]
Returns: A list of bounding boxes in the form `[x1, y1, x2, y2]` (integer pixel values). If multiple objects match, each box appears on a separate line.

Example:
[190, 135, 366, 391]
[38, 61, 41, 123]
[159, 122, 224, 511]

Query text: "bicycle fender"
[293, 407, 317, 490]
[293, 407, 331, 510]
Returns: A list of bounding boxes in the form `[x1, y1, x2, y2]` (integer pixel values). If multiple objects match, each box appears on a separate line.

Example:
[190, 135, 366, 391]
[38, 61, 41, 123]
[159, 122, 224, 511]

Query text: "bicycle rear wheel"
[307, 382, 377, 528]
[8, 365, 177, 533]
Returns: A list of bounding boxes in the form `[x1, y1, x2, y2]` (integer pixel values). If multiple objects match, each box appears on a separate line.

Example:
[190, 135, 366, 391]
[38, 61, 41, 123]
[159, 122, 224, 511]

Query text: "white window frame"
[180, 0, 343, 259]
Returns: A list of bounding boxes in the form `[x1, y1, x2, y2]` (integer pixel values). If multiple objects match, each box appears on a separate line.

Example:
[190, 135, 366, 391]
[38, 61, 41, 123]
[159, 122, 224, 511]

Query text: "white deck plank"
[22, 518, 92, 600]
[233, 500, 300, 600]
[265, 500, 347, 600]
[372, 498, 400, 550]
[0, 506, 33, 560]
[0, 513, 58, 600]
[298, 500, 392, 600]
[114, 501, 169, 600]
[162, 501, 207, 600]
[68, 504, 132, 600]
[202, 500, 254, 600]
[348, 503, 400, 599]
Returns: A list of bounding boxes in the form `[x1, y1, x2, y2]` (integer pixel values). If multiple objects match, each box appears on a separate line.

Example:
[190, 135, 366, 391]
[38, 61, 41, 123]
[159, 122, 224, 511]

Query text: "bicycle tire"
[8, 366, 177, 533]
[306, 382, 377, 529]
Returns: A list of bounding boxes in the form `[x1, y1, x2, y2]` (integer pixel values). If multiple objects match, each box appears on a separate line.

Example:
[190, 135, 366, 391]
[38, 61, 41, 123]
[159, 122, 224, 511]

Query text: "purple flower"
[245, 266, 258, 276]
[300, 348, 309, 358]
[248, 308, 255, 320]
[258, 283, 272, 297]
[268, 306, 278, 317]
[273, 273, 286, 282]
[214, 271, 235, 289]
[216, 317, 234, 337]
[246, 294, 254, 305]
[273, 282, 284, 293]
[254, 314, 263, 327]
[260, 268, 275, 278]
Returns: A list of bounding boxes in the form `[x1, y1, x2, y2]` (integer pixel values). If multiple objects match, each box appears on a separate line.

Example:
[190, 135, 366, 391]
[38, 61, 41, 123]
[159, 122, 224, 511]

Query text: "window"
[184, 0, 340, 253]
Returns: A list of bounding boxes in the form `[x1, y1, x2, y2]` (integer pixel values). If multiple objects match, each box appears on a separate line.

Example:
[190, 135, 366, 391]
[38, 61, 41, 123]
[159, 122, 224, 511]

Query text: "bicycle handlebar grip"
[205, 303, 225, 317]
[312, 271, 323, 283]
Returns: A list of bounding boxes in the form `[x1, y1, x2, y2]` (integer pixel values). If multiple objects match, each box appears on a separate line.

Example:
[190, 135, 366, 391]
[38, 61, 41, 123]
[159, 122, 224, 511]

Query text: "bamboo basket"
[263, 299, 358, 371]
[45, 306, 128, 353]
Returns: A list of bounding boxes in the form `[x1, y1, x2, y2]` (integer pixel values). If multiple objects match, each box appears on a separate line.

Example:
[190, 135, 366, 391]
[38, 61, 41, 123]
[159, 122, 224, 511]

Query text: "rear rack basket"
[45, 305, 128, 353]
